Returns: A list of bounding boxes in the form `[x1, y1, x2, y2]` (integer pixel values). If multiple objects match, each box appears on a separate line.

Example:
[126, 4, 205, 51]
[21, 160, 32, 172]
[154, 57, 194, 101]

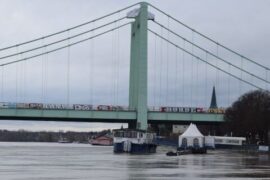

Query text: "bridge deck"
[148, 111, 224, 123]
[0, 109, 224, 123]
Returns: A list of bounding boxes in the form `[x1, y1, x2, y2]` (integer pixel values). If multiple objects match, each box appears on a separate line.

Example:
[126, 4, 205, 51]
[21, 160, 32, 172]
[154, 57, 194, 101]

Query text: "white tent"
[178, 123, 205, 148]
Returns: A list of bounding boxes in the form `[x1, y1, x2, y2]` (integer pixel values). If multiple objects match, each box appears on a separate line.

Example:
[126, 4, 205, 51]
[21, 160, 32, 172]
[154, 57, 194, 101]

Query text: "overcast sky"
[0, 0, 269, 132]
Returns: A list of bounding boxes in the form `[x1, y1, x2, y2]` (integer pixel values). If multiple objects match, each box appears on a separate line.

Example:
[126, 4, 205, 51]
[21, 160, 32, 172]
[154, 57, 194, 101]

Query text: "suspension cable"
[228, 64, 231, 106]
[174, 45, 177, 106]
[19, 53, 23, 102]
[111, 22, 115, 105]
[0, 17, 127, 61]
[24, 55, 27, 102]
[154, 33, 157, 107]
[21, 53, 25, 102]
[89, 22, 95, 105]
[44, 52, 48, 104]
[42, 43, 45, 104]
[159, 26, 163, 106]
[205, 52, 208, 107]
[195, 32, 199, 106]
[67, 30, 71, 106]
[116, 11, 120, 106]
[0, 23, 131, 67]
[148, 29, 264, 90]
[265, 71, 269, 90]
[216, 44, 219, 99]
[114, 19, 117, 106]
[148, 3, 270, 71]
[0, 3, 139, 51]
[16, 47, 19, 103]
[240, 56, 243, 94]
[191, 30, 194, 107]
[151, 21, 270, 84]
[1, 67, 3, 101]
[165, 16, 170, 106]
[182, 40, 185, 106]
[114, 20, 117, 105]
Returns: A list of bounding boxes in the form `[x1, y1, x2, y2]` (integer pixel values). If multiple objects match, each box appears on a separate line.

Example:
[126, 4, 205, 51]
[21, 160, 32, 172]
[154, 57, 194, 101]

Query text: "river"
[0, 142, 269, 180]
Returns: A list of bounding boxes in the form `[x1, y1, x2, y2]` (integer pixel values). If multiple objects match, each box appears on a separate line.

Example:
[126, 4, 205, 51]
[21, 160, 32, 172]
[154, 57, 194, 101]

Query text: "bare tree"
[225, 90, 270, 144]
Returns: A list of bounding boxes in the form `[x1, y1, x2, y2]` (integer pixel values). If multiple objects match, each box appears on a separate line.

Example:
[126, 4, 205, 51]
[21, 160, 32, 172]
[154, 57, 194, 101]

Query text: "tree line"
[224, 90, 270, 145]
[0, 129, 111, 143]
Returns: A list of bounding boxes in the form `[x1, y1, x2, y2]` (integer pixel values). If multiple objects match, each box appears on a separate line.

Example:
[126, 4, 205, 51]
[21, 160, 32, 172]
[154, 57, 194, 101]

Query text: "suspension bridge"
[0, 2, 269, 130]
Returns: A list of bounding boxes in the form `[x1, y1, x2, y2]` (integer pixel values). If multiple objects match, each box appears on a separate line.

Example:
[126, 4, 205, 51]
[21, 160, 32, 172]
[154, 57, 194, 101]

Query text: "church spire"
[210, 86, 218, 109]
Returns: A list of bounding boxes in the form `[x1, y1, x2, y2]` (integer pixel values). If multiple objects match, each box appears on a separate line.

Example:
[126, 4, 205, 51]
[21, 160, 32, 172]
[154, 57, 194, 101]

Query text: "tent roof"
[180, 123, 204, 137]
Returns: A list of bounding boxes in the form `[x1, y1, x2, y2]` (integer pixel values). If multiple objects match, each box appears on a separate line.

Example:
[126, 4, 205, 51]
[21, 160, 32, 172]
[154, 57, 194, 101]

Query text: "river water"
[0, 142, 269, 180]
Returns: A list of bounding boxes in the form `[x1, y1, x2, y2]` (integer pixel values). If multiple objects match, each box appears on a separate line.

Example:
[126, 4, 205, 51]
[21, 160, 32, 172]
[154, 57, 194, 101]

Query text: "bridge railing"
[0, 102, 225, 114]
[148, 106, 226, 114]
[0, 102, 136, 112]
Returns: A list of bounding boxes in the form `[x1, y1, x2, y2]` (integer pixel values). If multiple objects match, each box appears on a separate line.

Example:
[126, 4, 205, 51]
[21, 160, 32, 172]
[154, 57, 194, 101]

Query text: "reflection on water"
[0, 142, 269, 180]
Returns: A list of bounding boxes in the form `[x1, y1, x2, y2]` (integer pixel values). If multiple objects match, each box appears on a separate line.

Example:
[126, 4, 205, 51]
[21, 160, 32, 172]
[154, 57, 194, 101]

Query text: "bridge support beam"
[129, 2, 148, 130]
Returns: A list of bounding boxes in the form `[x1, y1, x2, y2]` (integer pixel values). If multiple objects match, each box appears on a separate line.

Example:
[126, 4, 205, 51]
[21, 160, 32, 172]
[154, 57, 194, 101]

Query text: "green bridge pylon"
[128, 2, 154, 130]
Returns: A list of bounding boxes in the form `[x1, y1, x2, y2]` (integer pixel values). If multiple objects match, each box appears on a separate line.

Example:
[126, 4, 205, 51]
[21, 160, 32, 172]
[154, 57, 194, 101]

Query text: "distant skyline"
[0, 0, 269, 131]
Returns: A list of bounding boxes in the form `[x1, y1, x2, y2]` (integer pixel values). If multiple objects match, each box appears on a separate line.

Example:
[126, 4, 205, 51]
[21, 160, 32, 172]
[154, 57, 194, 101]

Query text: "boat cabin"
[113, 129, 157, 154]
[114, 129, 155, 144]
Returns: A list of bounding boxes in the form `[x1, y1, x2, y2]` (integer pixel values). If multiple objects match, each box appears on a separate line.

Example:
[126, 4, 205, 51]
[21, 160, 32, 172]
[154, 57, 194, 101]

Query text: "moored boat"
[89, 134, 113, 146]
[58, 137, 70, 143]
[113, 129, 157, 154]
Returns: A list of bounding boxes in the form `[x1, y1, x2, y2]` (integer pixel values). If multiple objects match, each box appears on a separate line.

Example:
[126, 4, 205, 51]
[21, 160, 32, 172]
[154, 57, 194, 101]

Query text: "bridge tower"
[128, 2, 153, 130]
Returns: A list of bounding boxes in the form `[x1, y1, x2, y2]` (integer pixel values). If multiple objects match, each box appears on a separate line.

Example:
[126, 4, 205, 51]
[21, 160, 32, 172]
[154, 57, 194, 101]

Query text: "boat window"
[140, 133, 143, 138]
[226, 139, 240, 144]
[132, 131, 137, 138]
[215, 139, 223, 143]
[124, 132, 128, 138]
[114, 131, 123, 137]
[120, 132, 124, 137]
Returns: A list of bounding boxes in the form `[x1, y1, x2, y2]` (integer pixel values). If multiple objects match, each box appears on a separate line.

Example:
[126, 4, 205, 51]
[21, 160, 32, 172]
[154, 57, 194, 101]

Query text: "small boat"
[113, 129, 157, 154]
[166, 151, 178, 156]
[89, 134, 113, 146]
[58, 137, 70, 143]
[166, 149, 192, 156]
